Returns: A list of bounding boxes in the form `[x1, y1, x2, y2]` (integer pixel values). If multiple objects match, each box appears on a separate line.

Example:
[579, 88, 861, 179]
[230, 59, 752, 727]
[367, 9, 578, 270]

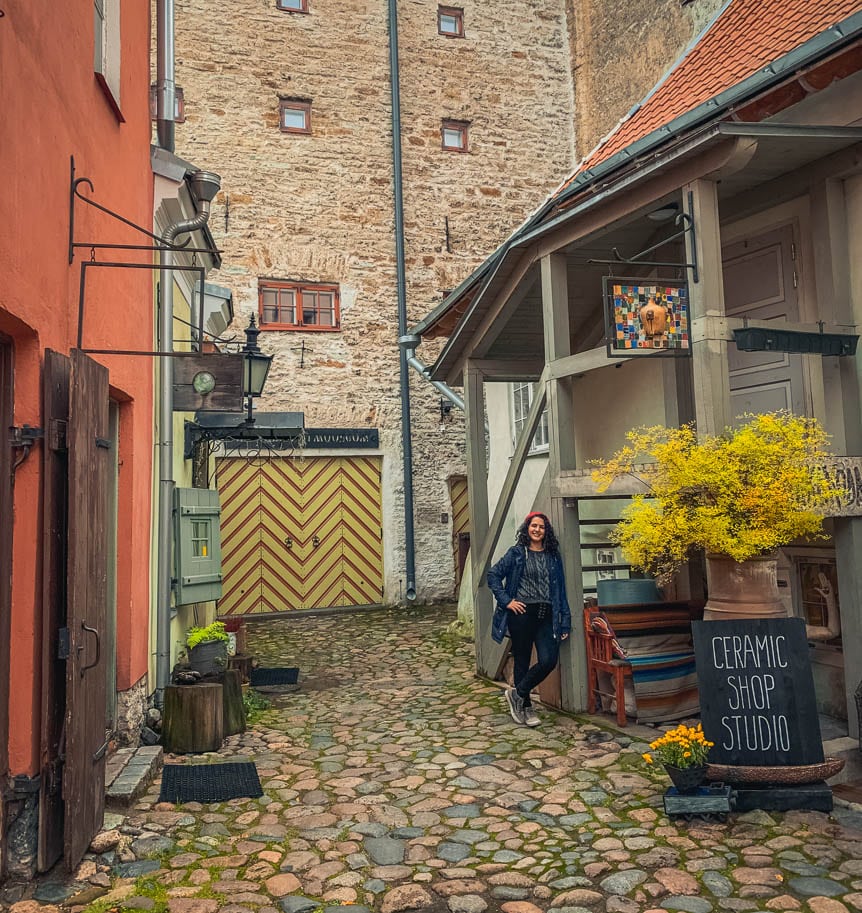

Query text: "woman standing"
[487, 512, 571, 726]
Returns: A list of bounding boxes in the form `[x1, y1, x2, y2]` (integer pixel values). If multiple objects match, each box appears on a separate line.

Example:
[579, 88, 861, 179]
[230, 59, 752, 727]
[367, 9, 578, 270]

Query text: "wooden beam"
[554, 469, 650, 499]
[464, 361, 497, 679]
[541, 253, 587, 712]
[467, 357, 544, 381]
[685, 178, 732, 437]
[549, 345, 626, 379]
[474, 366, 550, 586]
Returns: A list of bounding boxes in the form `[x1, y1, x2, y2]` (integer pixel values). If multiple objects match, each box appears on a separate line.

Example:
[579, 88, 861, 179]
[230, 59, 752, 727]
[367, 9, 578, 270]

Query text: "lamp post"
[241, 314, 272, 423]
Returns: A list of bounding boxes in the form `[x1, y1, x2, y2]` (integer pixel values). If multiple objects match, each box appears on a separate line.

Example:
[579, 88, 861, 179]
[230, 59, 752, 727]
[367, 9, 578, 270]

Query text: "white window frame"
[511, 382, 549, 454]
[94, 0, 121, 114]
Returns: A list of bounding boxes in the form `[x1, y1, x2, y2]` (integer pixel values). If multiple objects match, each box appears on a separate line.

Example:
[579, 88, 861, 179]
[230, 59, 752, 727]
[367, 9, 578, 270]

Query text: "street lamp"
[241, 314, 272, 422]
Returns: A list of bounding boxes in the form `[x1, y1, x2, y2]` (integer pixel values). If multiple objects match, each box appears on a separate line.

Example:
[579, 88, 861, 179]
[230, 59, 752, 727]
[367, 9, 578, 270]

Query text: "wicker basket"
[706, 757, 845, 785]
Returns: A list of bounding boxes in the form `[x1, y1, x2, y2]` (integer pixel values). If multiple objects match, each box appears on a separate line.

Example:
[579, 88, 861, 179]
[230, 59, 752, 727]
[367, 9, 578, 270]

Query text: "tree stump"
[228, 653, 253, 683]
[220, 669, 246, 736]
[163, 683, 223, 753]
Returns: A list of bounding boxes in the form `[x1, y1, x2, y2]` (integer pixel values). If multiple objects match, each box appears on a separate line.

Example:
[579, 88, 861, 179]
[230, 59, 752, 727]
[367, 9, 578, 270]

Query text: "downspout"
[402, 343, 465, 412]
[388, 0, 417, 601]
[155, 171, 221, 707]
[156, 0, 176, 153]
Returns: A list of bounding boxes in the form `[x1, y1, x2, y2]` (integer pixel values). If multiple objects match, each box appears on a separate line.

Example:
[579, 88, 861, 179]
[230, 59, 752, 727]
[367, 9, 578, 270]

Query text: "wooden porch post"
[464, 361, 494, 677]
[685, 179, 732, 436]
[541, 253, 586, 711]
[812, 178, 862, 738]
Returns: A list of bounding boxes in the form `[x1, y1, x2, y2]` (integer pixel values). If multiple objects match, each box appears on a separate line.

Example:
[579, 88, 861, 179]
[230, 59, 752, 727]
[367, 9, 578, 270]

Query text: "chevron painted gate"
[216, 456, 384, 614]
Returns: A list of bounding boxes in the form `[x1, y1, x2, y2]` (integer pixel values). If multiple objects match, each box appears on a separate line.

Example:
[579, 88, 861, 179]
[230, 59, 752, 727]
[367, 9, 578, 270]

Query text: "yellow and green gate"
[216, 455, 384, 615]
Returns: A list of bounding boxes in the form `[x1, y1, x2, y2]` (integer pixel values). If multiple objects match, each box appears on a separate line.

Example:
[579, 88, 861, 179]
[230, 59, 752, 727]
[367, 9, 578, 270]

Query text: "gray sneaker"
[523, 704, 540, 727]
[505, 688, 526, 725]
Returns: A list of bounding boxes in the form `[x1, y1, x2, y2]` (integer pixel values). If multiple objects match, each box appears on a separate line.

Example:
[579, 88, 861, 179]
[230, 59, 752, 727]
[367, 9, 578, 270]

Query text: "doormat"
[158, 762, 263, 803]
[250, 667, 299, 686]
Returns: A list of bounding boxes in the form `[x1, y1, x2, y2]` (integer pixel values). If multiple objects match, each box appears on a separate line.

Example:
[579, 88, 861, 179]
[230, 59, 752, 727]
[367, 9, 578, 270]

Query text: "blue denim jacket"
[487, 545, 572, 643]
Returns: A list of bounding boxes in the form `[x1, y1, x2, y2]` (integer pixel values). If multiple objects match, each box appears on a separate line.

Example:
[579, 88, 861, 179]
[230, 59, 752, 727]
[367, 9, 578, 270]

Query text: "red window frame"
[259, 280, 341, 331]
[437, 6, 464, 37]
[441, 119, 469, 152]
[279, 99, 312, 134]
[277, 0, 309, 11]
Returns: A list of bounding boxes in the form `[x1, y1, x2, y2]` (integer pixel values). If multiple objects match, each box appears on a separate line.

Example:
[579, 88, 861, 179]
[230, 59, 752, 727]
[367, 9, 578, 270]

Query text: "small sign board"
[173, 354, 244, 413]
[822, 456, 862, 517]
[692, 617, 824, 767]
[603, 277, 690, 357]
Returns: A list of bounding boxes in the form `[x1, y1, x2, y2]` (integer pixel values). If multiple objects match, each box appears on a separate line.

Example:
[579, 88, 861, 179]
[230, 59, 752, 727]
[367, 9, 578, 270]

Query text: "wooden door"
[64, 349, 109, 869]
[218, 455, 383, 613]
[723, 225, 806, 418]
[39, 350, 70, 872]
[449, 475, 470, 590]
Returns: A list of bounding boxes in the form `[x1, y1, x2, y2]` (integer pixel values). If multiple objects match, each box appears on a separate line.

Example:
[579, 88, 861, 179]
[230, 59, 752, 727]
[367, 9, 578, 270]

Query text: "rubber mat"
[250, 667, 299, 686]
[158, 762, 263, 803]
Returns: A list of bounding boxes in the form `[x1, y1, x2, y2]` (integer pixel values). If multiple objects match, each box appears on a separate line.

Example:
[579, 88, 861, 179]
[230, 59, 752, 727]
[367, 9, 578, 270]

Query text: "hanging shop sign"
[821, 456, 862, 517]
[603, 277, 691, 357]
[303, 428, 379, 449]
[173, 354, 244, 413]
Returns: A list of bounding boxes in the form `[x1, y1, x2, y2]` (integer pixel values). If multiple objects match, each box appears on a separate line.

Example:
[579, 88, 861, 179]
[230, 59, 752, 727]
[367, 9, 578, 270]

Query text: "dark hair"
[515, 512, 560, 556]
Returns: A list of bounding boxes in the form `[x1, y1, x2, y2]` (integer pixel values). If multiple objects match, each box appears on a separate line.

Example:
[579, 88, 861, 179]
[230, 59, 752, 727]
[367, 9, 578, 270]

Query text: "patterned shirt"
[516, 548, 550, 603]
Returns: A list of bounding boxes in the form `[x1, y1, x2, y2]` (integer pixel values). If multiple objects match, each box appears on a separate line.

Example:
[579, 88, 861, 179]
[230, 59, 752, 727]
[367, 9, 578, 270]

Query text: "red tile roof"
[564, 0, 860, 187]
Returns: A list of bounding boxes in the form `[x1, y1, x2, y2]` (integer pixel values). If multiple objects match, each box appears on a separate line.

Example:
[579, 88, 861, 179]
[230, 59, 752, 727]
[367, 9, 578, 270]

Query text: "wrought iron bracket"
[590, 190, 699, 283]
[68, 155, 220, 263]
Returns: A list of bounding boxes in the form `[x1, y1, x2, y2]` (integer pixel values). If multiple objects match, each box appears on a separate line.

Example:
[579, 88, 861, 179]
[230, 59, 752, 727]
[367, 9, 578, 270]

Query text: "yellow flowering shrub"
[591, 412, 837, 581]
[642, 723, 714, 769]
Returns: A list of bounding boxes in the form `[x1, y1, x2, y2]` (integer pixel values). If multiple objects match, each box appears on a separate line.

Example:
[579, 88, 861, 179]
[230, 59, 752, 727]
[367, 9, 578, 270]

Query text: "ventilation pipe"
[155, 170, 222, 707]
[156, 0, 177, 152]
[387, 0, 417, 602]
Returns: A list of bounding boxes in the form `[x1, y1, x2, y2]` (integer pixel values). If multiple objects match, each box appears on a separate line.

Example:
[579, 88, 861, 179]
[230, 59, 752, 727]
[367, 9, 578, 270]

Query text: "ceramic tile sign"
[692, 617, 824, 767]
[603, 277, 690, 357]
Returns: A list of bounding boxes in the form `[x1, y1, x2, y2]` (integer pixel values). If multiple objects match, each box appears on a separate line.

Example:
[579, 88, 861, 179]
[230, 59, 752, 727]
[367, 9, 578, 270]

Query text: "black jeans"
[508, 603, 559, 706]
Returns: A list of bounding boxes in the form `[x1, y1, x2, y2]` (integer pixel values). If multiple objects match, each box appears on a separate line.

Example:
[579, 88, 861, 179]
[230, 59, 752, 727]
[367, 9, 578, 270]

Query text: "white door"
[722, 224, 807, 420]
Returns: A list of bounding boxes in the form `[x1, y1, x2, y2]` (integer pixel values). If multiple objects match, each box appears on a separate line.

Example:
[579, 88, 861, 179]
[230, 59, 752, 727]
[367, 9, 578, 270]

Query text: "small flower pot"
[188, 639, 228, 676]
[664, 764, 707, 794]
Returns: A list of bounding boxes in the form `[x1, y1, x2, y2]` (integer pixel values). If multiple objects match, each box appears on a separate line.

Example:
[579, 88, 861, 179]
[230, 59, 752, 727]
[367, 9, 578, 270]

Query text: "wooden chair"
[583, 606, 633, 727]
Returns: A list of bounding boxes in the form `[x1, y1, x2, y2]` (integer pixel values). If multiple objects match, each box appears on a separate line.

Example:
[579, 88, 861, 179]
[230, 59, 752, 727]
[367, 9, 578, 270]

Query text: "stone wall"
[115, 675, 148, 747]
[568, 0, 726, 159]
[170, 0, 576, 601]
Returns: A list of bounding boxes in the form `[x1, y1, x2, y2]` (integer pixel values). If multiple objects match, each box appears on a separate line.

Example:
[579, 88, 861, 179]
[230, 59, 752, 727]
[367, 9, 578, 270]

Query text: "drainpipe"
[402, 343, 465, 412]
[155, 171, 222, 707]
[388, 0, 416, 601]
[156, 0, 177, 153]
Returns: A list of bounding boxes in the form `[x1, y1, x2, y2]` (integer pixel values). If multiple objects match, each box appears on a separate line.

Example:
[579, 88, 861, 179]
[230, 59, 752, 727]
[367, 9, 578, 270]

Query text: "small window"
[442, 119, 469, 152]
[94, 0, 122, 116]
[438, 6, 464, 37]
[259, 280, 340, 331]
[278, 0, 309, 10]
[191, 520, 211, 558]
[512, 382, 549, 453]
[279, 99, 311, 134]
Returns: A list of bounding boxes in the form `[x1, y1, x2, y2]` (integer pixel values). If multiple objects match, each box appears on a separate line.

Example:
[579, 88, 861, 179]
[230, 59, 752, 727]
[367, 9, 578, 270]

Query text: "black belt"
[525, 602, 551, 619]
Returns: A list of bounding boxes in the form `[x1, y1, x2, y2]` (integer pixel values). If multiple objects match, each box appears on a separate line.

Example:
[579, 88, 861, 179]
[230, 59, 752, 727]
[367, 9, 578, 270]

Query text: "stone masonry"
[169, 0, 577, 602]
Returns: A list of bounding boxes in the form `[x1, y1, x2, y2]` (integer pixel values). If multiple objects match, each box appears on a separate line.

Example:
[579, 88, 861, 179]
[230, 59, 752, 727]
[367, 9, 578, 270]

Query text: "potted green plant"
[186, 621, 229, 675]
[592, 412, 837, 620]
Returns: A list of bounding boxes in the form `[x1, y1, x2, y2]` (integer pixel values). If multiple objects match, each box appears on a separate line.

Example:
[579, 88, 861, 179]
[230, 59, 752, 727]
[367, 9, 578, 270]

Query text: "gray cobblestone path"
[11, 605, 862, 913]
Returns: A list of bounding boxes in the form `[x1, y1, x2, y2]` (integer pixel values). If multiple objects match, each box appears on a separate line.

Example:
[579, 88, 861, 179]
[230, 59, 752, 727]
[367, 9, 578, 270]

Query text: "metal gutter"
[411, 9, 862, 343]
[388, 0, 417, 602]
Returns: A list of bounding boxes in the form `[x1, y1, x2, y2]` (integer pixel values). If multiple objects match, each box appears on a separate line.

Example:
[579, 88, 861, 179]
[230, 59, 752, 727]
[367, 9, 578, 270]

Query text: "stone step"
[105, 745, 163, 809]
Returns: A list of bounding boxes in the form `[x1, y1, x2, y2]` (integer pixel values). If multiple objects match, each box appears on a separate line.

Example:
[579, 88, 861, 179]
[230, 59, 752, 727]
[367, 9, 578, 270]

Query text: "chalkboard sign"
[692, 618, 824, 767]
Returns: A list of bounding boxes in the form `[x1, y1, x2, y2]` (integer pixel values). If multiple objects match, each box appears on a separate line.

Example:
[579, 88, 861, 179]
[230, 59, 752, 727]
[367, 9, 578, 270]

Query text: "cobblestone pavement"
[14, 604, 862, 913]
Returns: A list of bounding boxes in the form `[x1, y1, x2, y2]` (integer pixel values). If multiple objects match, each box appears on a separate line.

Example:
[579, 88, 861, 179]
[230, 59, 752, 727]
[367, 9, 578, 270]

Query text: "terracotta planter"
[704, 554, 787, 621]
[664, 764, 706, 794]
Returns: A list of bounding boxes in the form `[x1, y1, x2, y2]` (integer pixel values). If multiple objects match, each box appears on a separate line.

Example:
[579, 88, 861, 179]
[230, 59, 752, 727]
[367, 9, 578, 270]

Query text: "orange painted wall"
[0, 1, 154, 775]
